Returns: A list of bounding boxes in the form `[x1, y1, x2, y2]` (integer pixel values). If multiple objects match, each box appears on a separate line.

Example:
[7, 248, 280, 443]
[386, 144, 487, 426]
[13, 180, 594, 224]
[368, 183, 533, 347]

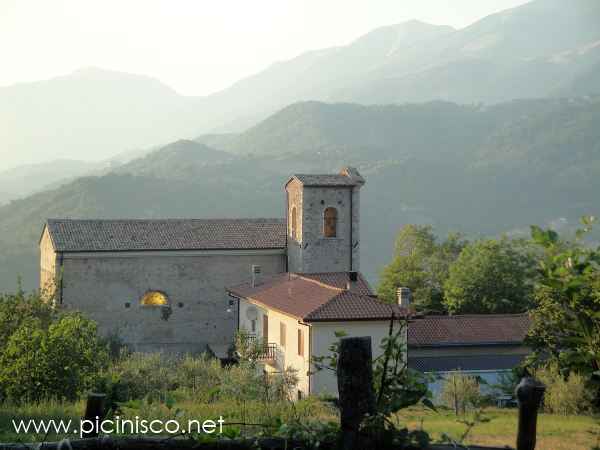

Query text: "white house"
[227, 272, 409, 399]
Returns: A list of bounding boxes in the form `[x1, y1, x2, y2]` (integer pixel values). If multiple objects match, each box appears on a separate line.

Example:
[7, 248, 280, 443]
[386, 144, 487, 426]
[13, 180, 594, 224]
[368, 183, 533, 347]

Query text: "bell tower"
[285, 167, 364, 274]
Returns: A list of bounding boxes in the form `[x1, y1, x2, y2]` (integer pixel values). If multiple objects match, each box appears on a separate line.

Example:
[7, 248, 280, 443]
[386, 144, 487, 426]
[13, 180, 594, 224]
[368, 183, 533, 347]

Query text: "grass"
[395, 405, 600, 450]
[1, 400, 599, 449]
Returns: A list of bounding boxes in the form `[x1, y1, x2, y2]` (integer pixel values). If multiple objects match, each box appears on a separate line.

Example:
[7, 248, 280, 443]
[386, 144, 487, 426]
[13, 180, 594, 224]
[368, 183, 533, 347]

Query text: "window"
[263, 314, 269, 344]
[251, 319, 256, 333]
[280, 322, 286, 347]
[140, 291, 169, 306]
[297, 328, 304, 357]
[290, 206, 298, 240]
[324, 207, 337, 238]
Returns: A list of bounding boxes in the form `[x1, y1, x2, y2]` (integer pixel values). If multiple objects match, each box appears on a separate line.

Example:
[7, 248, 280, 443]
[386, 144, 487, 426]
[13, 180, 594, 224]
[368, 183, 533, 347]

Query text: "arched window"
[324, 207, 337, 238]
[290, 206, 298, 240]
[140, 291, 169, 307]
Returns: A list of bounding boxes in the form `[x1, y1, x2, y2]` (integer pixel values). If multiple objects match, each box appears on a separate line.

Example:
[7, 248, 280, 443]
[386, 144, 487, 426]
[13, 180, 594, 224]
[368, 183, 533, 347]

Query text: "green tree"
[443, 238, 536, 314]
[0, 291, 109, 402]
[378, 225, 466, 313]
[526, 217, 600, 399]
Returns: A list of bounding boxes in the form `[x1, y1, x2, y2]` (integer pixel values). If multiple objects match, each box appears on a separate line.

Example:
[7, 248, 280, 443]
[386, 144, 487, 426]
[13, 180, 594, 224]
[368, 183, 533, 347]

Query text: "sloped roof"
[44, 218, 286, 252]
[408, 314, 530, 347]
[286, 167, 365, 188]
[228, 272, 407, 322]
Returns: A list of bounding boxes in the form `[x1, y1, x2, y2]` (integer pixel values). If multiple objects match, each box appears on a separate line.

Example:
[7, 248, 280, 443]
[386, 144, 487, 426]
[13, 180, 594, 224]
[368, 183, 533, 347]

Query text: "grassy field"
[1, 400, 598, 449]
[396, 406, 600, 450]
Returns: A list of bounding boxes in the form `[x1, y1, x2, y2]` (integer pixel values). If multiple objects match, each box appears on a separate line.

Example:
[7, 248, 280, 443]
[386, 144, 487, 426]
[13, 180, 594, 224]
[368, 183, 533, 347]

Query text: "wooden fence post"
[337, 336, 376, 450]
[515, 377, 545, 450]
[82, 392, 106, 438]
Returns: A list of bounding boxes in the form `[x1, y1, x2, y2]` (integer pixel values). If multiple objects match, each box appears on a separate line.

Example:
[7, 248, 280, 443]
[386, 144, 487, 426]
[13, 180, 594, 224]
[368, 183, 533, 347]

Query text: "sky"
[0, 0, 531, 96]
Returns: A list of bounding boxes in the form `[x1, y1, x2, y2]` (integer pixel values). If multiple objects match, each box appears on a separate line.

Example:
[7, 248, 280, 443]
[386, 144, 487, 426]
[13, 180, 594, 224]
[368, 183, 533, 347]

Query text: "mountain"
[0, 159, 98, 205]
[0, 68, 207, 169]
[3, 0, 600, 168]
[2, 97, 599, 292]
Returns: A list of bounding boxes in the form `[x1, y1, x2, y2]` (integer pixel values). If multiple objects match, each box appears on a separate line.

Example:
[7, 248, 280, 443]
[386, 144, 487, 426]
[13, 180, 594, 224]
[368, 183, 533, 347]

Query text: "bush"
[97, 351, 299, 408]
[534, 363, 593, 415]
[440, 371, 483, 415]
[0, 312, 109, 402]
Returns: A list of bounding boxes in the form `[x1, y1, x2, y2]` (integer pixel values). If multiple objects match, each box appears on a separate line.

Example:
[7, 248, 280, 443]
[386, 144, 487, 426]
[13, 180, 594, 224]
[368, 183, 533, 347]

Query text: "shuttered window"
[297, 328, 304, 357]
[324, 207, 337, 238]
[280, 322, 286, 347]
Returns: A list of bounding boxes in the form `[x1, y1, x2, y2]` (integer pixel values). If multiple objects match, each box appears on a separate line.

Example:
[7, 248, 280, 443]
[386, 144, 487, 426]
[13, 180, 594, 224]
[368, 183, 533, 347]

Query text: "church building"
[39, 168, 403, 375]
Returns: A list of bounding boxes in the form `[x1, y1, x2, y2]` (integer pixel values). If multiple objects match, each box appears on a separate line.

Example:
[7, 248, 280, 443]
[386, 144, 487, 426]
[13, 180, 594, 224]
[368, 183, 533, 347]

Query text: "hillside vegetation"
[1, 98, 599, 291]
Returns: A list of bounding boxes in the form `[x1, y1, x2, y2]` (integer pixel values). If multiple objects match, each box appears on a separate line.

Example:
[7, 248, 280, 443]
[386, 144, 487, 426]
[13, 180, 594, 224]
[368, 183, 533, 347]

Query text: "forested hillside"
[2, 98, 599, 291]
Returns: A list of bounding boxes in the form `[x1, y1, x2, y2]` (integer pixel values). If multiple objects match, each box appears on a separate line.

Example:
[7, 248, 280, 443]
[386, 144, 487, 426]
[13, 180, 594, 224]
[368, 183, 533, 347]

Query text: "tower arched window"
[291, 207, 298, 240]
[324, 207, 338, 238]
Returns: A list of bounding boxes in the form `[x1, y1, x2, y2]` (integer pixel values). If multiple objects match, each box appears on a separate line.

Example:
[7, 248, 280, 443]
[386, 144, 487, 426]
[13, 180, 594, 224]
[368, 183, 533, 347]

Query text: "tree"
[526, 217, 600, 400]
[0, 291, 109, 402]
[378, 225, 466, 313]
[443, 238, 536, 314]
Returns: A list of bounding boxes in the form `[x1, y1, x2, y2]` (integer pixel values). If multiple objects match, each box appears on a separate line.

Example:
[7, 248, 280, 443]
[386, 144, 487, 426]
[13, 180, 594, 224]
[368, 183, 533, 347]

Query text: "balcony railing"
[258, 343, 278, 362]
[238, 333, 278, 363]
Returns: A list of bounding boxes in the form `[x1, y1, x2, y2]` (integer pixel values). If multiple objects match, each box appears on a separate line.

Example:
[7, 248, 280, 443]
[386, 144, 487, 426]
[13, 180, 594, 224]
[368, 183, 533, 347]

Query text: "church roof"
[44, 218, 286, 252]
[228, 272, 408, 322]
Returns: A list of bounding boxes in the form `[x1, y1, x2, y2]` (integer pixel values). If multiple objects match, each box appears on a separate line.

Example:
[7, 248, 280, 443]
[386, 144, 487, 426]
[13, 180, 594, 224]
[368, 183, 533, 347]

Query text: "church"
[39, 167, 402, 361]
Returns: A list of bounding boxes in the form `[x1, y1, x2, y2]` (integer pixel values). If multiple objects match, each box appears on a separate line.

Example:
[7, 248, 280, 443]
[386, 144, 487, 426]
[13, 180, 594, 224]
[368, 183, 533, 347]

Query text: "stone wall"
[59, 250, 286, 353]
[286, 180, 361, 274]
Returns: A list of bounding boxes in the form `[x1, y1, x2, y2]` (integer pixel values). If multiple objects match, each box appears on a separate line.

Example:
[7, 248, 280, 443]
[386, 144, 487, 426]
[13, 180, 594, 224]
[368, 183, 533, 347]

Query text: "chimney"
[346, 271, 359, 291]
[251, 265, 262, 287]
[396, 287, 411, 307]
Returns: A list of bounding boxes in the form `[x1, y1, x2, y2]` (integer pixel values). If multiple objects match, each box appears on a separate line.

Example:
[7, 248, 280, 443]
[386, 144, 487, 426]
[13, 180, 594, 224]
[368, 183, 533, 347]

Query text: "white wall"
[310, 320, 403, 396]
[238, 298, 311, 398]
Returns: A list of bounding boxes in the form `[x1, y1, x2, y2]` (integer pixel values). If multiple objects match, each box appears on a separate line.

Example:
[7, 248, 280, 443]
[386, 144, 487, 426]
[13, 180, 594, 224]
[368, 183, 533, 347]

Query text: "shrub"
[533, 363, 593, 415]
[0, 312, 109, 402]
[440, 371, 483, 415]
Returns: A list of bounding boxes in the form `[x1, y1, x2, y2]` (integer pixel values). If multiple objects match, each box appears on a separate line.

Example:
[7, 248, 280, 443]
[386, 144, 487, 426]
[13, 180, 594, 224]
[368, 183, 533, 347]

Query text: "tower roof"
[286, 167, 365, 188]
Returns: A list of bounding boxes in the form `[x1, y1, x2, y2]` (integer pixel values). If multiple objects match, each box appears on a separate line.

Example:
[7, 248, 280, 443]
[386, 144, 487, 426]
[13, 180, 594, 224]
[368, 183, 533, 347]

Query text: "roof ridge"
[295, 273, 346, 292]
[423, 313, 529, 319]
[47, 217, 285, 222]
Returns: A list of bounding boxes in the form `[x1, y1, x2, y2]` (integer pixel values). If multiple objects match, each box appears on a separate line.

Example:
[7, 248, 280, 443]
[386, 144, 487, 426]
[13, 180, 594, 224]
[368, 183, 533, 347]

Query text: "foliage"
[526, 216, 600, 401]
[378, 224, 466, 313]
[0, 310, 109, 403]
[439, 371, 484, 415]
[443, 237, 537, 314]
[533, 363, 593, 415]
[97, 351, 299, 409]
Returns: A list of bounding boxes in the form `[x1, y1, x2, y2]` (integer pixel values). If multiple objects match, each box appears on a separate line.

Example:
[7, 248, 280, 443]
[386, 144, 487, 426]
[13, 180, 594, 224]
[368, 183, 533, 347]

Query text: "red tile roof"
[408, 314, 530, 347]
[227, 272, 406, 322]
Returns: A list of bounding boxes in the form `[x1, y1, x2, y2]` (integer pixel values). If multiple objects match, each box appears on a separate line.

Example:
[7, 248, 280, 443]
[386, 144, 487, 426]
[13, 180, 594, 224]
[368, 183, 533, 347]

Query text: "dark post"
[337, 336, 376, 450]
[82, 393, 106, 438]
[515, 377, 545, 450]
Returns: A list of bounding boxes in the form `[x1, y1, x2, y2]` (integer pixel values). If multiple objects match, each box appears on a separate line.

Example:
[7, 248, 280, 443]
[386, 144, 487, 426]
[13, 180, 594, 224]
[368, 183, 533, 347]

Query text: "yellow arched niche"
[140, 291, 169, 306]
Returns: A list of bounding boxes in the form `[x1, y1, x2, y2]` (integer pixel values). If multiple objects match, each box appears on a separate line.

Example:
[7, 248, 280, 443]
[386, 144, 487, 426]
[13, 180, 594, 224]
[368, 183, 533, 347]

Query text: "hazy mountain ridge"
[2, 97, 599, 291]
[3, 0, 600, 168]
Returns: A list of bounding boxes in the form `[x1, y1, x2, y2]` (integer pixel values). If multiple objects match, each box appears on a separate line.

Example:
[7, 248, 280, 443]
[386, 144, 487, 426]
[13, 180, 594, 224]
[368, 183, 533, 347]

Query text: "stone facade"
[286, 179, 362, 273]
[39, 167, 365, 353]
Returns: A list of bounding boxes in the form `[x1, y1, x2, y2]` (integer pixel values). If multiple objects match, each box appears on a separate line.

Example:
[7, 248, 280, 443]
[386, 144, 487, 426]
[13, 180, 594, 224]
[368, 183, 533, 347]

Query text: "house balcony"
[242, 334, 280, 366]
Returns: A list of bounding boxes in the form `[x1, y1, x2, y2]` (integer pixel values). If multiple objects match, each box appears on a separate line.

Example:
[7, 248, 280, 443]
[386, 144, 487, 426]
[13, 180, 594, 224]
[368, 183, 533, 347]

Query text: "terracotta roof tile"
[45, 218, 286, 252]
[228, 272, 405, 322]
[408, 314, 530, 347]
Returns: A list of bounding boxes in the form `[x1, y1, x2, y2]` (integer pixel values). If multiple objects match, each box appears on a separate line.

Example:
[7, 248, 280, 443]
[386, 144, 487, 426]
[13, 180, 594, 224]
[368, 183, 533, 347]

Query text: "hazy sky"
[1, 0, 531, 96]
